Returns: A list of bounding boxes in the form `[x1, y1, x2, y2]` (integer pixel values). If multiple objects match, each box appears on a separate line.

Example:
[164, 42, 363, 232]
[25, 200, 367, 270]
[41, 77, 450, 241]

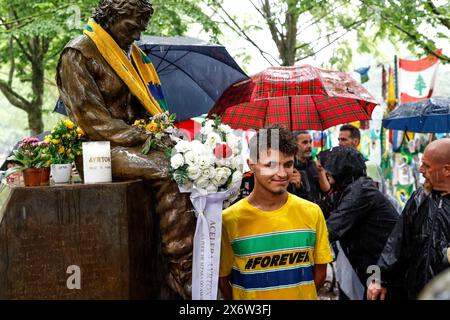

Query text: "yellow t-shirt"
[219, 193, 333, 300]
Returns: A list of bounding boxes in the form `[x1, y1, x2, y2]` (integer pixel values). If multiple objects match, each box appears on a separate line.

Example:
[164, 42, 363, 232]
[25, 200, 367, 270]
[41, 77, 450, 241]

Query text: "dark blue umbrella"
[382, 96, 450, 133]
[54, 36, 249, 122]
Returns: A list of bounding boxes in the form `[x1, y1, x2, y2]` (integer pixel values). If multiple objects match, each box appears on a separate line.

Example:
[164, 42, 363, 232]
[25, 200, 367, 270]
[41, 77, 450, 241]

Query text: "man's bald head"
[425, 138, 450, 165]
[420, 138, 450, 194]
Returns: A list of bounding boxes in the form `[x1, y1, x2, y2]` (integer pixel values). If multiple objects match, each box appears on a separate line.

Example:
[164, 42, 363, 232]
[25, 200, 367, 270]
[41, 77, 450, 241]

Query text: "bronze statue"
[56, 0, 195, 299]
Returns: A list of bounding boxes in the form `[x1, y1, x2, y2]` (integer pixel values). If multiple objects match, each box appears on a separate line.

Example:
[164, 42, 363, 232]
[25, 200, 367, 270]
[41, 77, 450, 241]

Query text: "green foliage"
[354, 0, 449, 62]
[170, 164, 189, 185]
[207, 0, 448, 69]
[207, 0, 367, 67]
[149, 0, 221, 42]
[323, 40, 353, 71]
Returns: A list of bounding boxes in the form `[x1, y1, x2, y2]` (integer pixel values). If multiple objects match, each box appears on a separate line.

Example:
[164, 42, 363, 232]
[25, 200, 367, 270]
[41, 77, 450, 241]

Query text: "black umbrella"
[54, 36, 249, 122]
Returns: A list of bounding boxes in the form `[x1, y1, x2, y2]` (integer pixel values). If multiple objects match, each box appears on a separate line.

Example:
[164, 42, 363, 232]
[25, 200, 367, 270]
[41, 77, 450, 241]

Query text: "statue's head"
[92, 0, 154, 49]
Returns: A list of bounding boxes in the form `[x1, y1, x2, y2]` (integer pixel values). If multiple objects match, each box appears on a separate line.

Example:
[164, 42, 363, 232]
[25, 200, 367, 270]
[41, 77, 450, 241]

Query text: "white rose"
[184, 151, 198, 166]
[231, 156, 243, 170]
[206, 183, 218, 193]
[231, 170, 243, 186]
[198, 144, 213, 157]
[202, 167, 216, 179]
[222, 167, 232, 178]
[219, 124, 233, 135]
[187, 165, 202, 180]
[200, 121, 215, 135]
[190, 140, 203, 150]
[174, 140, 191, 153]
[205, 132, 222, 148]
[215, 158, 231, 167]
[195, 177, 210, 189]
[212, 167, 231, 187]
[170, 153, 184, 169]
[198, 155, 214, 169]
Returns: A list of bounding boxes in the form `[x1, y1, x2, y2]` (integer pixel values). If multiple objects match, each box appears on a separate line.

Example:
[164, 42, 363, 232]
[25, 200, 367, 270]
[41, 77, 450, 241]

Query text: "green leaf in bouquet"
[142, 142, 151, 155]
[169, 113, 177, 122]
[173, 168, 189, 185]
[164, 147, 173, 160]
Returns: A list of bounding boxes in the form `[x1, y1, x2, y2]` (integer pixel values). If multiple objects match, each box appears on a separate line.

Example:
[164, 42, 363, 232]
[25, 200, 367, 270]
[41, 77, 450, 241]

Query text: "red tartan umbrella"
[208, 65, 378, 131]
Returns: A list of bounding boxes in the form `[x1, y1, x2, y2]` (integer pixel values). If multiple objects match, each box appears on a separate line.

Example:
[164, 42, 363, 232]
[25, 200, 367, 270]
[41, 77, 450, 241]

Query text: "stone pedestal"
[0, 180, 167, 299]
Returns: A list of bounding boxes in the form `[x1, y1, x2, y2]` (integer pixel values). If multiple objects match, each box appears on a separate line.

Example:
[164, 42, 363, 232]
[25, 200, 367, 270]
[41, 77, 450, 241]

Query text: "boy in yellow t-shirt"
[219, 125, 333, 300]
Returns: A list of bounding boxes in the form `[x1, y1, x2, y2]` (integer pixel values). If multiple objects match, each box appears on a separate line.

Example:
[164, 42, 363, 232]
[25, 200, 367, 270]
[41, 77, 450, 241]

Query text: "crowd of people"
[2, 0, 447, 301]
[220, 124, 450, 300]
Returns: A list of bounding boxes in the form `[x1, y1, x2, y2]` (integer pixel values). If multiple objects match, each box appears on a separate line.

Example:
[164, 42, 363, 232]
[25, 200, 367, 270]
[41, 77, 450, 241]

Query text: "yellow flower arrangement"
[47, 119, 85, 164]
[146, 121, 158, 132]
[64, 119, 74, 129]
[76, 127, 84, 136]
[132, 112, 177, 155]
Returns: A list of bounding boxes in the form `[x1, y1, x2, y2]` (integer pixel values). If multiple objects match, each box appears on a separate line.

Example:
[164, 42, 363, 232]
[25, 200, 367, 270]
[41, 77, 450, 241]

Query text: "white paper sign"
[82, 141, 112, 184]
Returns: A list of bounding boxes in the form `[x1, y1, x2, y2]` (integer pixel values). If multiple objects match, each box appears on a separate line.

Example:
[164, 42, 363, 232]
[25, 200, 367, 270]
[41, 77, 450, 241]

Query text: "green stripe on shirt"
[232, 230, 316, 256]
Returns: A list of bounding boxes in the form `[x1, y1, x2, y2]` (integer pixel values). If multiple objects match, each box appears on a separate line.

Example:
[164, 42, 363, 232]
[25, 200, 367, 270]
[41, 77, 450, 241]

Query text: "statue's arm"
[57, 48, 148, 147]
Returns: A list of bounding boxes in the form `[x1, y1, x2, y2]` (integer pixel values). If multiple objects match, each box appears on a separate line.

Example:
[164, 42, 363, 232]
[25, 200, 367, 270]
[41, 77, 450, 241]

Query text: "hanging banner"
[395, 183, 414, 208]
[189, 186, 240, 300]
[399, 50, 441, 104]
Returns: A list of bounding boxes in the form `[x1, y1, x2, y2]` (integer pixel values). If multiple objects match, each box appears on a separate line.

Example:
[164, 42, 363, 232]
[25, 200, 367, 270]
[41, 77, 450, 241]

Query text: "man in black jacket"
[321, 147, 399, 298]
[367, 138, 450, 300]
[290, 131, 331, 216]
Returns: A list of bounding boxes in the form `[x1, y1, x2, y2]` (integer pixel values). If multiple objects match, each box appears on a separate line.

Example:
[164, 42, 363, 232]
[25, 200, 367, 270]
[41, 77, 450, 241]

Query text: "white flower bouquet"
[169, 116, 243, 194]
[169, 116, 244, 300]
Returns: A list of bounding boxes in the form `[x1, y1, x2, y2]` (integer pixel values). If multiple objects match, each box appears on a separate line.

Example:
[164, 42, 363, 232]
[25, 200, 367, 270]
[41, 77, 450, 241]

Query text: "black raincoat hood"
[318, 146, 366, 189]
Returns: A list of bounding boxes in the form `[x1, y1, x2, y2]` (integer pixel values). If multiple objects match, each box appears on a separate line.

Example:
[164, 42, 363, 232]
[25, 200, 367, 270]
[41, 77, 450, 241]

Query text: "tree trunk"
[0, 35, 46, 136]
[280, 45, 297, 66]
[281, 4, 299, 66]
[27, 104, 43, 136]
[28, 36, 46, 136]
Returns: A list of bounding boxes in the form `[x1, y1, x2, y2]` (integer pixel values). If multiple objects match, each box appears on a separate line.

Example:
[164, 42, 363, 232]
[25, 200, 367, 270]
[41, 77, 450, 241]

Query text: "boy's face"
[248, 148, 294, 195]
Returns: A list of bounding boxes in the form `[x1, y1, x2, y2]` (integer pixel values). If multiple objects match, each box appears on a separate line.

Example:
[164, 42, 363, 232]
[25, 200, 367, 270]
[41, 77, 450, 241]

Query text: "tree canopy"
[0, 0, 220, 136]
[205, 0, 449, 68]
[0, 0, 448, 137]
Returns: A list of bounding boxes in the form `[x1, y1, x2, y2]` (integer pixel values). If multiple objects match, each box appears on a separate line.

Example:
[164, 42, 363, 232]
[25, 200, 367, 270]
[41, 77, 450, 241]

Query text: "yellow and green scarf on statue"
[84, 18, 168, 115]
